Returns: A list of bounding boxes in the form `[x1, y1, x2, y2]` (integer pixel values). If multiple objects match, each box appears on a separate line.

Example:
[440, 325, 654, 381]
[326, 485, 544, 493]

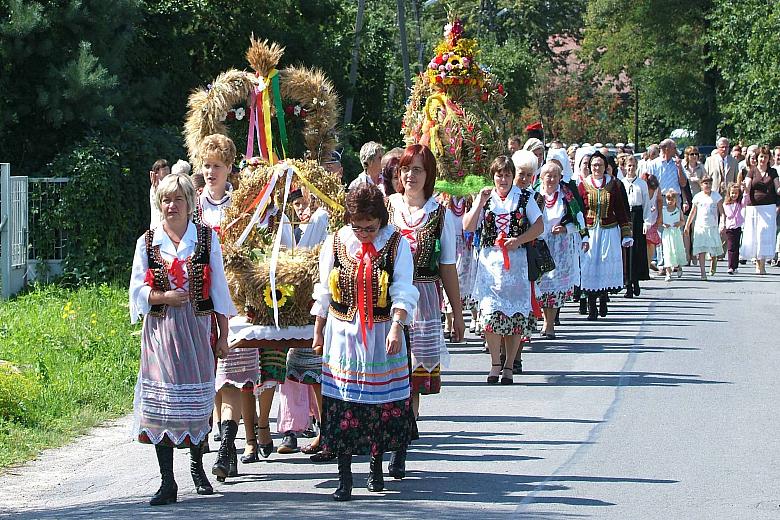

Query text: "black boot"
[554, 307, 561, 326]
[228, 441, 238, 477]
[150, 445, 177, 506]
[579, 298, 588, 315]
[599, 295, 608, 317]
[624, 283, 634, 298]
[367, 453, 385, 492]
[212, 420, 238, 480]
[333, 454, 353, 501]
[587, 295, 597, 321]
[633, 281, 641, 296]
[388, 445, 407, 479]
[190, 442, 213, 495]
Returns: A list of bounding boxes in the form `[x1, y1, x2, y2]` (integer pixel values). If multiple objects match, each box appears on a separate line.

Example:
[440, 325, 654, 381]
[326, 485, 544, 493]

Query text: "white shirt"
[310, 225, 419, 319]
[150, 187, 163, 229]
[478, 185, 543, 234]
[199, 190, 232, 229]
[348, 172, 386, 194]
[621, 176, 653, 225]
[297, 207, 330, 249]
[129, 221, 238, 323]
[387, 193, 457, 264]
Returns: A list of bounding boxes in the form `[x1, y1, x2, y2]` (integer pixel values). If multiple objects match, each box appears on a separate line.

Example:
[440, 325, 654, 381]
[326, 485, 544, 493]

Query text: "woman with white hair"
[348, 141, 386, 193]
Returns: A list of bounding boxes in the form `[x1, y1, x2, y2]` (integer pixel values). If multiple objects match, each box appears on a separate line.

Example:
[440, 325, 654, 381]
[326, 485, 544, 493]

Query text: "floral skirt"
[482, 311, 535, 337]
[536, 289, 573, 310]
[321, 396, 419, 456]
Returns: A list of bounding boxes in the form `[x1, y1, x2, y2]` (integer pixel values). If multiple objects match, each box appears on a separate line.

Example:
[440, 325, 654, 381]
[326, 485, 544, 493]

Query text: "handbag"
[526, 238, 556, 282]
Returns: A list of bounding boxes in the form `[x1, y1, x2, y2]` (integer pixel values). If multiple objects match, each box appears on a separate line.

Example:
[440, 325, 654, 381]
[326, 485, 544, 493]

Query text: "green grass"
[0, 283, 140, 467]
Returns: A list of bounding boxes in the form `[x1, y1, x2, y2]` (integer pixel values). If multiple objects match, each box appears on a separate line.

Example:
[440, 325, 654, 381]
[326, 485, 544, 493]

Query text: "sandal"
[301, 443, 322, 455]
[500, 365, 514, 385]
[257, 425, 273, 458]
[487, 363, 502, 385]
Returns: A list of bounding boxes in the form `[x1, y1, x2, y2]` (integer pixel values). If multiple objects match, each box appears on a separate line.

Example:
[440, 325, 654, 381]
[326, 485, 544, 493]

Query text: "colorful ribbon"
[355, 241, 378, 347]
[271, 73, 288, 160]
[202, 265, 211, 299]
[530, 282, 542, 319]
[290, 165, 345, 213]
[268, 165, 295, 329]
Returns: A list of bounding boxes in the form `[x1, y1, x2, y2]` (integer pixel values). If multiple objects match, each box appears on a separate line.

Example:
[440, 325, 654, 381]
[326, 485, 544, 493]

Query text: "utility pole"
[398, 0, 411, 95]
[344, 0, 366, 128]
[634, 85, 640, 150]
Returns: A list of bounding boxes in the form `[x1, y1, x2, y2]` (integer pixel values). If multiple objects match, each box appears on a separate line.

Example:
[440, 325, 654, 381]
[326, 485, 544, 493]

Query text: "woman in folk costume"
[535, 162, 588, 338]
[577, 151, 633, 320]
[192, 135, 260, 479]
[464, 156, 544, 384]
[386, 144, 464, 475]
[130, 173, 236, 505]
[440, 192, 478, 338]
[312, 185, 419, 501]
[386, 145, 465, 399]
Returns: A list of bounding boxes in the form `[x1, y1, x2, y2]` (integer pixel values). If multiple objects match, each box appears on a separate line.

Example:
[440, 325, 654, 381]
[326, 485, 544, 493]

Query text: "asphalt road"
[1, 268, 778, 519]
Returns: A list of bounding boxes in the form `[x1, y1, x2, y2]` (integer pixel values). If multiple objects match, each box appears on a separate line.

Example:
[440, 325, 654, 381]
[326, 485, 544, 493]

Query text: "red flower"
[480, 91, 489, 102]
[284, 105, 295, 116]
[340, 420, 350, 430]
[344, 410, 353, 420]
[391, 407, 402, 417]
[381, 411, 391, 422]
[349, 418, 359, 428]
[497, 83, 505, 95]
[434, 55, 444, 65]
[226, 111, 236, 121]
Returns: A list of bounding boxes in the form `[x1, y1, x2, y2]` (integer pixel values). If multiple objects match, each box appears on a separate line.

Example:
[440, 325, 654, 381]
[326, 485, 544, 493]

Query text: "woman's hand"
[504, 237, 524, 250]
[214, 336, 229, 359]
[477, 187, 492, 205]
[451, 313, 465, 343]
[386, 322, 403, 355]
[164, 289, 189, 307]
[312, 330, 324, 356]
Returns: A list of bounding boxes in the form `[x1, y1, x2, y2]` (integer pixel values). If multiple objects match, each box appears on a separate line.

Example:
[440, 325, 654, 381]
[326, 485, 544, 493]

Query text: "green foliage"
[0, 0, 139, 174]
[0, 362, 40, 422]
[0, 284, 139, 466]
[43, 125, 184, 284]
[581, 0, 717, 145]
[708, 0, 780, 144]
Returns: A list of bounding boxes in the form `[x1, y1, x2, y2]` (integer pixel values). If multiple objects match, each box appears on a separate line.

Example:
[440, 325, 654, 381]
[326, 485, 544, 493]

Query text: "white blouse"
[199, 191, 232, 229]
[310, 225, 419, 320]
[477, 186, 543, 233]
[621, 176, 653, 225]
[387, 193, 457, 265]
[129, 221, 238, 324]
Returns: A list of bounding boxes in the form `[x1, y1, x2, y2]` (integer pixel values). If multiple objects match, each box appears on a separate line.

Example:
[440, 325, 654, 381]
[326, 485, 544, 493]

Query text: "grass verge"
[0, 283, 139, 468]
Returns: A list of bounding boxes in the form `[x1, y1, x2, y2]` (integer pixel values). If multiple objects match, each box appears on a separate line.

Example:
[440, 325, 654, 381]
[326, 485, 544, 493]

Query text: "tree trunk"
[398, 0, 411, 95]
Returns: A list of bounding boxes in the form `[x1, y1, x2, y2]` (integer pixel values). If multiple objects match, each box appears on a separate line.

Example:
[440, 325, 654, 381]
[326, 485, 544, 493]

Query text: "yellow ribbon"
[423, 92, 449, 157]
[263, 69, 278, 163]
[290, 164, 345, 213]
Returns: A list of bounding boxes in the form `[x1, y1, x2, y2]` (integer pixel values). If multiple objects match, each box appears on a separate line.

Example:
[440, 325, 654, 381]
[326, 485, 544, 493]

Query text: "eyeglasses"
[350, 224, 379, 234]
[400, 166, 426, 176]
[687, 152, 699, 156]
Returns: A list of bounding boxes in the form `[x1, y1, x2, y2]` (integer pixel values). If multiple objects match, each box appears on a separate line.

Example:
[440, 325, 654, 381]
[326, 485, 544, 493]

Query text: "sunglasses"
[687, 152, 699, 156]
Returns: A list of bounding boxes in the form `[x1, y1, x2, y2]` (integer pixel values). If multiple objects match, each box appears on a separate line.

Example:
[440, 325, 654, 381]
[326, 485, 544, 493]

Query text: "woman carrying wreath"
[577, 151, 633, 320]
[463, 156, 544, 385]
[535, 162, 588, 338]
[129, 173, 236, 505]
[311, 184, 419, 501]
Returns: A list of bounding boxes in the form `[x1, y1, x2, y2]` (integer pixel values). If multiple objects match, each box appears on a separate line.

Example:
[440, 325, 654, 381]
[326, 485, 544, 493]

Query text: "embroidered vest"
[328, 232, 400, 323]
[480, 190, 531, 247]
[389, 199, 445, 282]
[145, 224, 214, 317]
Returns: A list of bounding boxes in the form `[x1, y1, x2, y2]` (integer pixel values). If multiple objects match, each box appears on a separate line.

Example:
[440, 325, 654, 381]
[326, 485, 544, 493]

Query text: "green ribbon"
[271, 73, 288, 159]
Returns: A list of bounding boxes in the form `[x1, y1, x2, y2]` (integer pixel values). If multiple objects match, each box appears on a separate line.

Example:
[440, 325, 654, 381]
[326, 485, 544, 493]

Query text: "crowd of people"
[130, 132, 780, 505]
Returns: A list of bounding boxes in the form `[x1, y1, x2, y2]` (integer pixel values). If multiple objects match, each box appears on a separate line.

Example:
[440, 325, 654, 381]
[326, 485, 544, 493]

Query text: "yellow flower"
[263, 284, 295, 308]
[328, 268, 341, 303]
[377, 270, 389, 307]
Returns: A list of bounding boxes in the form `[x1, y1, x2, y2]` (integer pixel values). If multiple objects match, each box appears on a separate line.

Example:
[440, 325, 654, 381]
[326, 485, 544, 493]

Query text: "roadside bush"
[0, 362, 40, 422]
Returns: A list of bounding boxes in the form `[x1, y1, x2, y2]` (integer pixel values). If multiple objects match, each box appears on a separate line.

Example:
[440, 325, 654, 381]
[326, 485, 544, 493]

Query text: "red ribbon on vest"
[202, 265, 211, 299]
[355, 242, 378, 347]
[168, 258, 186, 290]
[144, 269, 156, 290]
[496, 232, 511, 270]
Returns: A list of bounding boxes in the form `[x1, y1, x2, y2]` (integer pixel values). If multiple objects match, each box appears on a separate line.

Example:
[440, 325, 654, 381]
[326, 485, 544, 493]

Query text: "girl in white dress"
[660, 189, 687, 280]
[685, 176, 725, 280]
[464, 156, 543, 385]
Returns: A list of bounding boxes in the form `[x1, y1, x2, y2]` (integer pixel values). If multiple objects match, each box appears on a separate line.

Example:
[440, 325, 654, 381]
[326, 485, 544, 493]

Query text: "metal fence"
[1, 164, 29, 298]
[28, 177, 69, 268]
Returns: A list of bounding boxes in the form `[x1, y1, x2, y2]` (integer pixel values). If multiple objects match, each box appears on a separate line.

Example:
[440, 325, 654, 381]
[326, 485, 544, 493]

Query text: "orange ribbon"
[355, 242, 378, 347]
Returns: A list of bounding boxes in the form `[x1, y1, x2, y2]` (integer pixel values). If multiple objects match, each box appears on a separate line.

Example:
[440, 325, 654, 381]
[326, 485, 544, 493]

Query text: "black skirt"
[625, 206, 650, 282]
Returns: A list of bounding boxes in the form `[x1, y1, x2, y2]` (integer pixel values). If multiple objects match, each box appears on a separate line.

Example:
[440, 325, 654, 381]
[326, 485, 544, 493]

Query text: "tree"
[581, 0, 717, 145]
[708, 0, 780, 144]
